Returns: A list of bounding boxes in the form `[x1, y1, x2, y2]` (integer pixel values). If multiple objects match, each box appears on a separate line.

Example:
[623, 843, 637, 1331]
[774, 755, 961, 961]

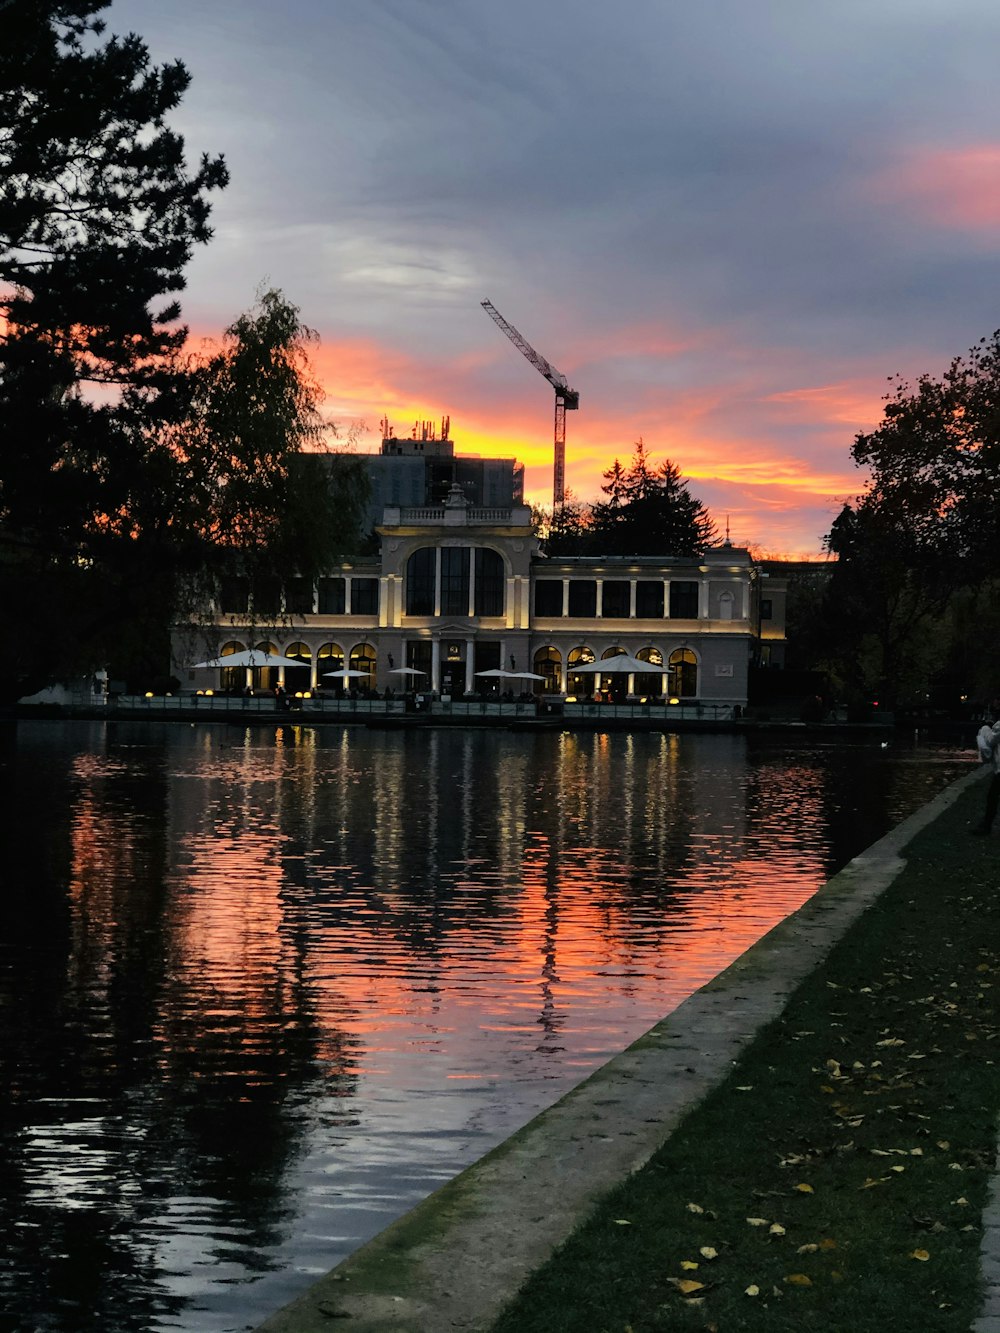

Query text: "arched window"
[350, 642, 377, 690]
[317, 643, 344, 686]
[285, 641, 312, 692]
[668, 648, 698, 699]
[567, 645, 596, 699]
[533, 646, 562, 695]
[406, 548, 436, 615]
[220, 641, 247, 694]
[599, 646, 631, 701]
[718, 591, 734, 621]
[252, 641, 279, 692]
[475, 548, 505, 617]
[636, 646, 664, 699]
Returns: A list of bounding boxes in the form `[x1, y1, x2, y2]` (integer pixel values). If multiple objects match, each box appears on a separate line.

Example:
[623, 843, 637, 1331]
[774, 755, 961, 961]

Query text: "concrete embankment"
[255, 765, 986, 1333]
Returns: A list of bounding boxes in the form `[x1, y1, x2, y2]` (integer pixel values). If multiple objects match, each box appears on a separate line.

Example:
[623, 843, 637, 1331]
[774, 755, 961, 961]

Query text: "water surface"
[0, 721, 974, 1331]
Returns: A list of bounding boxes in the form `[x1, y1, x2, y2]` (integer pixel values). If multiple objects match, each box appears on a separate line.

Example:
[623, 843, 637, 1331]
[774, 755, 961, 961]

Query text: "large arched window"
[406, 548, 436, 615]
[440, 548, 470, 615]
[668, 648, 698, 698]
[474, 548, 505, 617]
[406, 546, 504, 618]
[533, 646, 562, 695]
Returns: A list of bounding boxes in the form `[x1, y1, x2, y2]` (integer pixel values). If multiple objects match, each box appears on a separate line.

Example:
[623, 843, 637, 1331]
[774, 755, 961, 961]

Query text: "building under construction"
[357, 417, 524, 534]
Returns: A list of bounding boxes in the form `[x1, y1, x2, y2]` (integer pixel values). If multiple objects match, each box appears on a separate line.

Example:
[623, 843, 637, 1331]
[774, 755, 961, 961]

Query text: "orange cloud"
[183, 318, 859, 556]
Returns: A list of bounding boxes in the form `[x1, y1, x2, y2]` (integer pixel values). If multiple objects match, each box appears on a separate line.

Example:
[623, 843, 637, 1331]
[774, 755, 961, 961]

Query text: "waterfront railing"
[101, 695, 737, 723]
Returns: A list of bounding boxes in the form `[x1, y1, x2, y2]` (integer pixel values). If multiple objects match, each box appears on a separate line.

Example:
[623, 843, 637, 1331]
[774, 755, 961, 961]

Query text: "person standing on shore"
[972, 703, 1000, 835]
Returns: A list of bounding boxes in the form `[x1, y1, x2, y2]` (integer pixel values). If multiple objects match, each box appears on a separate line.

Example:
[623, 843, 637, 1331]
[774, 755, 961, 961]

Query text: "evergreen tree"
[588, 440, 715, 556]
[1, 1, 229, 699]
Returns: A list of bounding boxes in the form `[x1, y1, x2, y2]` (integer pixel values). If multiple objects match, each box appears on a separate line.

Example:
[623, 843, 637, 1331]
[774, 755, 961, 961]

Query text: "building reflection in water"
[0, 721, 972, 1332]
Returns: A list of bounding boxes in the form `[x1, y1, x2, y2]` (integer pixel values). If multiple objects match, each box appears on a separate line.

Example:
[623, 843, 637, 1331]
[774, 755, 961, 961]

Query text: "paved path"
[256, 767, 987, 1333]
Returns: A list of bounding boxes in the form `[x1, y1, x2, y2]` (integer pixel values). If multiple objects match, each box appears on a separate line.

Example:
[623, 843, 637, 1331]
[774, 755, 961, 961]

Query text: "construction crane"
[481, 299, 579, 508]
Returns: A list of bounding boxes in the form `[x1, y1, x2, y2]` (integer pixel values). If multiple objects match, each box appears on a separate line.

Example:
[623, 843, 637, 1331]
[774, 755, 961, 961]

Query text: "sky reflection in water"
[0, 722, 973, 1330]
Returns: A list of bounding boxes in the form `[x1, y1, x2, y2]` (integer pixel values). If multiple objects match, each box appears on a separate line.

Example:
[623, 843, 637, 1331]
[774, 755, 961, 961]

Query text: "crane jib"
[481, 298, 580, 506]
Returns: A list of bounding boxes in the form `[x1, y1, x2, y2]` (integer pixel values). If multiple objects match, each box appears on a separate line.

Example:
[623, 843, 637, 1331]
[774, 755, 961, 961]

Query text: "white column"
[629, 581, 637, 618]
[345, 578, 353, 615]
[431, 639, 441, 693]
[596, 578, 604, 617]
[561, 579, 570, 617]
[699, 578, 710, 619]
[434, 552, 442, 618]
[465, 639, 475, 693]
[379, 577, 390, 627]
[468, 549, 476, 618]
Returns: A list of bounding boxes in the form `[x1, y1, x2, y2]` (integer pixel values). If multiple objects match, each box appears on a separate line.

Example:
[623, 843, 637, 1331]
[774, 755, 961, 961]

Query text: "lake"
[0, 720, 975, 1331]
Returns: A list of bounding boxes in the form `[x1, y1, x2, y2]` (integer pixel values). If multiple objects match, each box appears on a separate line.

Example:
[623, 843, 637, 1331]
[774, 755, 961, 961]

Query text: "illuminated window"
[668, 648, 697, 697]
[533, 645, 562, 694]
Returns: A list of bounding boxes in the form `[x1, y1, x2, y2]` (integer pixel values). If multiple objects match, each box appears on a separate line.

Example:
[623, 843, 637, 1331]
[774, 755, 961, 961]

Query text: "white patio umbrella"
[510, 671, 546, 681]
[190, 649, 307, 670]
[387, 666, 427, 677]
[475, 668, 519, 679]
[571, 654, 653, 675]
[322, 668, 371, 681]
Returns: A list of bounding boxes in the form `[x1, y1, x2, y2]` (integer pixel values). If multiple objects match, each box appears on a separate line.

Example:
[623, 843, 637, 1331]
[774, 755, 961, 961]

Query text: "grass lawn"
[489, 779, 999, 1333]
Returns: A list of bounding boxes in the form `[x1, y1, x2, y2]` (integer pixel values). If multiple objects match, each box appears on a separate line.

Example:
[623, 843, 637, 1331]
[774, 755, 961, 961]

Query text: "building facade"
[174, 489, 779, 711]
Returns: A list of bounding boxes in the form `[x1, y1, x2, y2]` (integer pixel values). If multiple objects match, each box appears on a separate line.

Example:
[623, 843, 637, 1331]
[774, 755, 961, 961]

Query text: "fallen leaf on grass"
[687, 1202, 704, 1214]
[613, 1219, 632, 1225]
[794, 1183, 814, 1193]
[745, 1284, 760, 1296]
[680, 1260, 699, 1271]
[746, 1217, 769, 1227]
[699, 1246, 718, 1260]
[769, 1223, 786, 1236]
[797, 1243, 819, 1254]
[784, 1273, 813, 1286]
[877, 1038, 905, 1048]
[910, 1249, 931, 1261]
[667, 1278, 706, 1295]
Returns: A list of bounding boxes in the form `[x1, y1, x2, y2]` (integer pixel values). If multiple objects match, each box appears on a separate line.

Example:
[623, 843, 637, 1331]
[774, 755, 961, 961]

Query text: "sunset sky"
[111, 0, 1000, 556]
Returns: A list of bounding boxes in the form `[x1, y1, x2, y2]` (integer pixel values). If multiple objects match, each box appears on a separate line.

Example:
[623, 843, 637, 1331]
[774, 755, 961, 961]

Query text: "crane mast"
[481, 299, 579, 508]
